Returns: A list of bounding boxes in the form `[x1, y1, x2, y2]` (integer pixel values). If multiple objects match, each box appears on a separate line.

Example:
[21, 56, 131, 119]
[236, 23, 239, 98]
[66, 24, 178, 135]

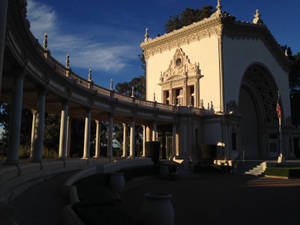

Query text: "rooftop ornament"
[88, 67, 92, 81]
[65, 53, 70, 69]
[144, 28, 150, 42]
[43, 32, 48, 50]
[253, 9, 264, 25]
[110, 79, 113, 90]
[216, 0, 222, 12]
[131, 86, 135, 98]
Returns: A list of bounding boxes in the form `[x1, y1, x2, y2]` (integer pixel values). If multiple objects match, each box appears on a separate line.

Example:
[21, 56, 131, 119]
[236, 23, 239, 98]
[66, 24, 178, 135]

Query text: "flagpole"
[277, 90, 285, 163]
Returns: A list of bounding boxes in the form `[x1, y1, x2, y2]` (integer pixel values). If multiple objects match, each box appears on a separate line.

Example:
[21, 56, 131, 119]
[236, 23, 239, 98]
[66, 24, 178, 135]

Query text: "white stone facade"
[141, 6, 295, 160]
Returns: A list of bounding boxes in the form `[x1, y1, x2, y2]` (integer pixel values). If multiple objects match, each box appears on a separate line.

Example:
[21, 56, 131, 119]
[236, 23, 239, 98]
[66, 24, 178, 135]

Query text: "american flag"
[276, 91, 282, 125]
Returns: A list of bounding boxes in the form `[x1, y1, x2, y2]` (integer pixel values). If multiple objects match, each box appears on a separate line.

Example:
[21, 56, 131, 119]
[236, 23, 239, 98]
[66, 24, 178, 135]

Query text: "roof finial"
[153, 92, 156, 102]
[110, 78, 113, 90]
[65, 53, 70, 69]
[216, 0, 222, 12]
[88, 67, 92, 81]
[43, 32, 48, 50]
[131, 86, 135, 98]
[144, 28, 150, 42]
[253, 9, 263, 24]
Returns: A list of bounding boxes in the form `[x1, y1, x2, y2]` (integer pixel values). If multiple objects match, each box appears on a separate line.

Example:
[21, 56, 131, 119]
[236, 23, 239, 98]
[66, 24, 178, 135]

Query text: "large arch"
[238, 63, 282, 159]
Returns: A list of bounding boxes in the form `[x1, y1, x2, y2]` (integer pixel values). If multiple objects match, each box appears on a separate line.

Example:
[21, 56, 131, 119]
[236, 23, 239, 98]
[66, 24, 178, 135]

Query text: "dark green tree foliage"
[43, 114, 60, 150]
[115, 76, 146, 99]
[165, 6, 214, 33]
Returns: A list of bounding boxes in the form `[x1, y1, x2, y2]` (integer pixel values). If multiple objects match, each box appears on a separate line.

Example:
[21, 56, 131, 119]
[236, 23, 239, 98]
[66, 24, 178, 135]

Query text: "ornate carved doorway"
[239, 64, 280, 159]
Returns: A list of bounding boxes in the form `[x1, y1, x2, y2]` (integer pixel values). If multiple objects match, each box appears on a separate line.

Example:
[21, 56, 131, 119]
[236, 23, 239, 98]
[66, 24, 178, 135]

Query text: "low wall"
[0, 158, 110, 202]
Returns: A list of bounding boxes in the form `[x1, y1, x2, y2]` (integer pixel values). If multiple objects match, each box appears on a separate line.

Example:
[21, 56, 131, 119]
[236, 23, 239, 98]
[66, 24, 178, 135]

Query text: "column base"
[81, 157, 89, 160]
[93, 156, 100, 159]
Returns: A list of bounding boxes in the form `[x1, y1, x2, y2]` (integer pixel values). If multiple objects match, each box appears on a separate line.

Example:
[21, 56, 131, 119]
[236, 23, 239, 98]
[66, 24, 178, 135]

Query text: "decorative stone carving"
[43, 33, 48, 50]
[143, 25, 223, 60]
[159, 48, 201, 84]
[65, 53, 70, 69]
[253, 9, 264, 25]
[144, 28, 151, 42]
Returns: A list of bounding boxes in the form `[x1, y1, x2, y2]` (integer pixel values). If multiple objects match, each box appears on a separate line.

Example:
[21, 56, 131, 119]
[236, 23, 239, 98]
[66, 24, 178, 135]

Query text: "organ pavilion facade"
[141, 1, 299, 160]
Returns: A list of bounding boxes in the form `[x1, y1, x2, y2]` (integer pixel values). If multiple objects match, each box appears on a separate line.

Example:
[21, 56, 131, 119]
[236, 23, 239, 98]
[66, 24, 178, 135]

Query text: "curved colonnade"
[0, 1, 211, 168]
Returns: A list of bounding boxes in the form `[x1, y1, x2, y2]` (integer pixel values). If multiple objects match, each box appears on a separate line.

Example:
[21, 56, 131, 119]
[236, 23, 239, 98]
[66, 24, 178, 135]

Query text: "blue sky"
[27, 0, 300, 89]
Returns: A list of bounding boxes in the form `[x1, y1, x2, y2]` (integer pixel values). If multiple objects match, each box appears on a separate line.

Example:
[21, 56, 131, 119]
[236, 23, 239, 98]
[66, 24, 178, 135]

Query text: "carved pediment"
[159, 48, 201, 84]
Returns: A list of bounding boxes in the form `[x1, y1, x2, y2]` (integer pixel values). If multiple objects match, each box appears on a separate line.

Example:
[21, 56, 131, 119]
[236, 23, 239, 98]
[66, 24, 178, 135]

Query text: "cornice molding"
[141, 18, 224, 60]
[141, 13, 289, 73]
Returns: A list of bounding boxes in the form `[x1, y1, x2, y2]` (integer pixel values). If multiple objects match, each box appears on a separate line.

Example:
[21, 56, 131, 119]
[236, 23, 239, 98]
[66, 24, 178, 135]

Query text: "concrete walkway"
[122, 173, 300, 225]
[13, 171, 77, 225]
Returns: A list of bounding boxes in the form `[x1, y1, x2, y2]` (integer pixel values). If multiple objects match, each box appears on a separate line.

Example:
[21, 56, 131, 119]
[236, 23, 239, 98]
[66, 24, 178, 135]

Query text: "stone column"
[152, 121, 158, 141]
[176, 133, 180, 156]
[146, 126, 152, 142]
[183, 82, 187, 106]
[82, 109, 91, 159]
[172, 123, 177, 157]
[94, 120, 101, 158]
[30, 110, 37, 159]
[195, 79, 200, 108]
[107, 113, 114, 160]
[66, 116, 71, 158]
[169, 89, 173, 105]
[142, 125, 146, 157]
[122, 123, 127, 157]
[0, 0, 8, 94]
[129, 120, 136, 158]
[6, 73, 25, 164]
[59, 100, 69, 159]
[32, 89, 47, 162]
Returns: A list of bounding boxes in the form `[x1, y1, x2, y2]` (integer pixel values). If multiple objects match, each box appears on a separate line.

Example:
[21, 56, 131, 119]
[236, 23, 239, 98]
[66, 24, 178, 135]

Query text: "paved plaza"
[122, 172, 300, 225]
[11, 170, 300, 225]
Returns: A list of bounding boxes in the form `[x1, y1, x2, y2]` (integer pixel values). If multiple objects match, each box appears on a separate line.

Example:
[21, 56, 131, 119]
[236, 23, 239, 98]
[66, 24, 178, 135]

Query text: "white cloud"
[27, 0, 138, 72]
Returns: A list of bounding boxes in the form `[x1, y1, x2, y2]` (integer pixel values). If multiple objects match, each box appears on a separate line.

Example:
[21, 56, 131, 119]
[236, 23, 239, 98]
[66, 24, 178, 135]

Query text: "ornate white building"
[141, 2, 297, 160]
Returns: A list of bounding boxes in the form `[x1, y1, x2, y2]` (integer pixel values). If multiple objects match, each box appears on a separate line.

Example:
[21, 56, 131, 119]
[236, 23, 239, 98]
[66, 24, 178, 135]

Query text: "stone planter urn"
[109, 172, 125, 199]
[140, 192, 174, 225]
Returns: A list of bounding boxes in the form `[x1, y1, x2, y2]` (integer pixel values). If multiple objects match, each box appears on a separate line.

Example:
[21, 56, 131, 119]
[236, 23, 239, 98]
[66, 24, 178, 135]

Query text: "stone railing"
[31, 40, 207, 115]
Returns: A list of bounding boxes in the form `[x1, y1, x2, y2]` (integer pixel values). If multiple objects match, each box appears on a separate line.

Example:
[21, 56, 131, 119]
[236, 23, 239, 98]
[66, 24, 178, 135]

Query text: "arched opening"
[238, 64, 281, 159]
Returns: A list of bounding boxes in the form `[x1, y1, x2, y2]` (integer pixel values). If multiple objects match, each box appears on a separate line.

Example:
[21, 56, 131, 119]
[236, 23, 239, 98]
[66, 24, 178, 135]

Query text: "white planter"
[140, 192, 174, 225]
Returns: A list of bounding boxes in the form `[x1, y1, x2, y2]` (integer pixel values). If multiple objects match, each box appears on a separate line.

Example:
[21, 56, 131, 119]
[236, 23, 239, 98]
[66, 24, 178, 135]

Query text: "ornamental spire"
[43, 32, 48, 50]
[216, 0, 222, 12]
[88, 67, 92, 81]
[65, 53, 70, 69]
[110, 79, 113, 90]
[253, 9, 264, 24]
[131, 86, 135, 98]
[144, 28, 149, 42]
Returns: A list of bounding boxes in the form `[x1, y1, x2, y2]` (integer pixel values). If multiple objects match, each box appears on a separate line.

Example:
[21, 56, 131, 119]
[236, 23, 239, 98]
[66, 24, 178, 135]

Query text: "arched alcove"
[238, 63, 281, 159]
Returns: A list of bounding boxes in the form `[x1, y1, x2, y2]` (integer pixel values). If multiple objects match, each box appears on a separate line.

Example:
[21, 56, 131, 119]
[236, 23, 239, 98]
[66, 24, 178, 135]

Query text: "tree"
[165, 6, 214, 33]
